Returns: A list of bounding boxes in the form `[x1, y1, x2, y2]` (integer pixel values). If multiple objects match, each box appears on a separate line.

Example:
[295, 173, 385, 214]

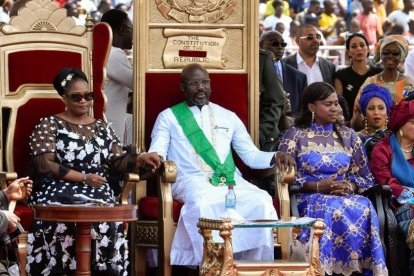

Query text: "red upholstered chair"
[0, 0, 111, 273]
[134, 72, 291, 276]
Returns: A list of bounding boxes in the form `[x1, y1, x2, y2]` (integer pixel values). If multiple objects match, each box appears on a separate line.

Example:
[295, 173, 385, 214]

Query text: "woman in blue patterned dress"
[26, 68, 159, 275]
[278, 82, 387, 275]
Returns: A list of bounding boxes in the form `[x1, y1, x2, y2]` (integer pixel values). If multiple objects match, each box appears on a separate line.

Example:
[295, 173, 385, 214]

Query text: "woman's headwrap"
[373, 35, 409, 64]
[388, 100, 414, 132]
[52, 67, 88, 96]
[359, 84, 393, 116]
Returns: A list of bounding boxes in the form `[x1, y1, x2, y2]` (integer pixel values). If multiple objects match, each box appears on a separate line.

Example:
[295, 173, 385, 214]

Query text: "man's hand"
[2, 210, 20, 233]
[273, 152, 295, 173]
[137, 152, 162, 171]
[4, 177, 33, 202]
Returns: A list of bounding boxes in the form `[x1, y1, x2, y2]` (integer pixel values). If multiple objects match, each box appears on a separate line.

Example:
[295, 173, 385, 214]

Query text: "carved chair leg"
[18, 232, 28, 276]
[135, 247, 147, 276]
[309, 220, 325, 276]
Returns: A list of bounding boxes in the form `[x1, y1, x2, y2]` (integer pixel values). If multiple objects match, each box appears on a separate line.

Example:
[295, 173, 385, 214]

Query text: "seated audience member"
[275, 22, 285, 37]
[260, 31, 308, 115]
[0, 177, 32, 274]
[318, 0, 338, 39]
[263, 0, 292, 35]
[284, 20, 299, 56]
[352, 35, 414, 130]
[278, 82, 388, 275]
[357, 84, 393, 143]
[370, 99, 414, 275]
[382, 0, 414, 35]
[355, 0, 381, 46]
[334, 32, 382, 122]
[147, 63, 294, 266]
[295, 0, 321, 26]
[26, 67, 159, 275]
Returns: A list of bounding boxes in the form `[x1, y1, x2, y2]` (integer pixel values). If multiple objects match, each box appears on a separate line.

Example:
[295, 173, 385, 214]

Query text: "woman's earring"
[311, 112, 315, 124]
[385, 117, 388, 129]
[364, 117, 369, 133]
[399, 129, 404, 137]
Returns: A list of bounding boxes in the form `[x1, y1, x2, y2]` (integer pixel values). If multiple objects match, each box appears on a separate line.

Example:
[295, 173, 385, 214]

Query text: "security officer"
[259, 49, 285, 151]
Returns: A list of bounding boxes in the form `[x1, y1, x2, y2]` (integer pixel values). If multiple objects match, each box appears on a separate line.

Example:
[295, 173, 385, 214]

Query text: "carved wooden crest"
[155, 0, 237, 23]
[1, 0, 86, 35]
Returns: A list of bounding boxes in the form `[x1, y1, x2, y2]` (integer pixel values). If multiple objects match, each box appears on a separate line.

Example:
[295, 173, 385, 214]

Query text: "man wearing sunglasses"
[260, 31, 308, 115]
[283, 24, 336, 86]
[101, 9, 134, 143]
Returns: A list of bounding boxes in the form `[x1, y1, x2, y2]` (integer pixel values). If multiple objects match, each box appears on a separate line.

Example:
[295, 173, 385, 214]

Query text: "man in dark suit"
[283, 24, 336, 85]
[260, 31, 307, 115]
[259, 49, 285, 151]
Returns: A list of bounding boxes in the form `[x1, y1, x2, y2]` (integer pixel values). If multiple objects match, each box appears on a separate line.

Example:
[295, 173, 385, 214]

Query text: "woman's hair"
[52, 67, 88, 96]
[345, 32, 370, 58]
[337, 94, 350, 121]
[296, 82, 344, 143]
[296, 82, 336, 127]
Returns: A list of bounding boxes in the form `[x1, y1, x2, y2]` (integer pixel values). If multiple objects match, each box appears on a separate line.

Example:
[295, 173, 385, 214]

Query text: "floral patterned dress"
[26, 116, 137, 276]
[278, 123, 388, 276]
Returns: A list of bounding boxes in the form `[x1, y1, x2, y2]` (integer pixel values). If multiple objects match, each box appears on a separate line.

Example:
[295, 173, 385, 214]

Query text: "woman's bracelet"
[347, 183, 354, 194]
[82, 173, 87, 185]
[316, 181, 320, 193]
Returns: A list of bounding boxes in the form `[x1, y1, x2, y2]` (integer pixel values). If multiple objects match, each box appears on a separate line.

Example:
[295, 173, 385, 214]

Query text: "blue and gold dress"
[278, 123, 387, 276]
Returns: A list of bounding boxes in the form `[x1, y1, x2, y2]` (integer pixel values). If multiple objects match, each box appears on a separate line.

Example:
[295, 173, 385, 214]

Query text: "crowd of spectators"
[0, 0, 133, 26]
[260, 0, 414, 50]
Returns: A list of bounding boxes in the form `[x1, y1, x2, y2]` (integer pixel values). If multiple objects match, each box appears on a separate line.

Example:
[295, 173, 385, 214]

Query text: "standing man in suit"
[260, 31, 308, 115]
[283, 24, 336, 85]
[259, 49, 285, 151]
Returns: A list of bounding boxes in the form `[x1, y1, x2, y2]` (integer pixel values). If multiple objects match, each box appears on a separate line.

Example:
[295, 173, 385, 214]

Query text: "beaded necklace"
[378, 72, 400, 91]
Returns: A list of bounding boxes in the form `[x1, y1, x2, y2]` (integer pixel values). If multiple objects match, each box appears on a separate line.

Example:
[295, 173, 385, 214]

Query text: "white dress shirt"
[296, 53, 324, 84]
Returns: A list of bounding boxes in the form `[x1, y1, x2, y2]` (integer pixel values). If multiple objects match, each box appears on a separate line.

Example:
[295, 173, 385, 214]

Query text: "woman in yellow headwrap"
[351, 35, 414, 129]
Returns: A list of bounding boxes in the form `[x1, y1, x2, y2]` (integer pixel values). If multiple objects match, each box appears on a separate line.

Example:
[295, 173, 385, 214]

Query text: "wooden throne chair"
[131, 2, 293, 276]
[134, 74, 292, 276]
[0, 0, 112, 273]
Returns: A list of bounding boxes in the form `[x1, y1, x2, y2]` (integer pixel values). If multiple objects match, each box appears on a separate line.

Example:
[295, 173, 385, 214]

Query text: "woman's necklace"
[400, 146, 413, 153]
[379, 71, 400, 83]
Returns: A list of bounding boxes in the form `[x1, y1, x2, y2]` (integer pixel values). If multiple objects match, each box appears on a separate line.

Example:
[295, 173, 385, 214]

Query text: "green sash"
[171, 102, 236, 186]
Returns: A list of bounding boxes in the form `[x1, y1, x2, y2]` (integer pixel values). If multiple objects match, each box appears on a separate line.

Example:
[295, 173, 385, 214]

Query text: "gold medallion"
[155, 0, 238, 23]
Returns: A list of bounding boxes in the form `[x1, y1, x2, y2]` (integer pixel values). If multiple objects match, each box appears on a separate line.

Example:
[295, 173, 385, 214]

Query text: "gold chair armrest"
[274, 168, 295, 220]
[121, 173, 140, 205]
[0, 172, 18, 212]
[274, 167, 295, 260]
[158, 160, 177, 276]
